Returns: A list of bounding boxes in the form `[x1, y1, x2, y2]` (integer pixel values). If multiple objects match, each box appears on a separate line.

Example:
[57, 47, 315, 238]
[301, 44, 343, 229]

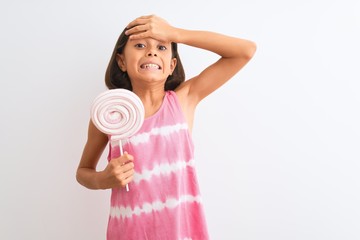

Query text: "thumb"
[121, 151, 134, 163]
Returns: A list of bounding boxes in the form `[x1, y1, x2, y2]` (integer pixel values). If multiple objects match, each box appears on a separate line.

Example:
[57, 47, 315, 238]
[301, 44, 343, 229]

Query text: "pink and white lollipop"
[91, 89, 145, 191]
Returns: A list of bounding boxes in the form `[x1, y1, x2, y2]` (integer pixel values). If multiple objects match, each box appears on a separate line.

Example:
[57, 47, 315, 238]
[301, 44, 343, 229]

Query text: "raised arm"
[125, 15, 256, 104]
[174, 29, 256, 103]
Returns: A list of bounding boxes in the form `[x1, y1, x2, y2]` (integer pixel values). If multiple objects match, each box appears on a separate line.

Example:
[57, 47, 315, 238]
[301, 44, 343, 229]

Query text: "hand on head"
[125, 15, 177, 43]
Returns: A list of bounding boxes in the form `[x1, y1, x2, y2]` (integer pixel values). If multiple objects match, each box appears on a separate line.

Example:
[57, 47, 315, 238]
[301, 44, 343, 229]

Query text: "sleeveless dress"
[106, 91, 209, 240]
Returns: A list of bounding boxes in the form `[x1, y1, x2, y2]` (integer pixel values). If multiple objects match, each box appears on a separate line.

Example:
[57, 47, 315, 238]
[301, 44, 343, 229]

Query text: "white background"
[1, 0, 359, 239]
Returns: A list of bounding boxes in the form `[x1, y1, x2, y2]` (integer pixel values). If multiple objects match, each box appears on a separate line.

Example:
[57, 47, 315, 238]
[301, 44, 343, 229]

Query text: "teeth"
[142, 63, 160, 69]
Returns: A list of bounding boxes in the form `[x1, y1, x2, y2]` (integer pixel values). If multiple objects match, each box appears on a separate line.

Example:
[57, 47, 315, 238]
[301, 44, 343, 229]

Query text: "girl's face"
[117, 38, 177, 87]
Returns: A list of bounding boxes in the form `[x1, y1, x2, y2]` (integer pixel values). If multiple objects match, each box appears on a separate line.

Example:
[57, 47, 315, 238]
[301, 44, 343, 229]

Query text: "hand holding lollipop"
[90, 89, 145, 191]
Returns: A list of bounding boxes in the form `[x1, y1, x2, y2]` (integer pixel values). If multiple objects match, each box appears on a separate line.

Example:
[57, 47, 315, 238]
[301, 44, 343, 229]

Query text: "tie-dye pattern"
[106, 91, 209, 240]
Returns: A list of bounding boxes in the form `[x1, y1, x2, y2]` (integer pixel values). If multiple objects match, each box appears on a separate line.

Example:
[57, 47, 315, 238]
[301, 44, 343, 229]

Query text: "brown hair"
[105, 28, 185, 91]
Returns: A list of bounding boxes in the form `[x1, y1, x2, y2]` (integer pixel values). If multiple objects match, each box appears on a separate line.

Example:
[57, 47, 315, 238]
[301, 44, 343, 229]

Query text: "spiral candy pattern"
[91, 89, 145, 141]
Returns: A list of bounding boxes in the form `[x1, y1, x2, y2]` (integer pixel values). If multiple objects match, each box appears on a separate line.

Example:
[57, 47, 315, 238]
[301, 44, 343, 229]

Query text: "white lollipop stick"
[90, 89, 145, 191]
[118, 139, 128, 191]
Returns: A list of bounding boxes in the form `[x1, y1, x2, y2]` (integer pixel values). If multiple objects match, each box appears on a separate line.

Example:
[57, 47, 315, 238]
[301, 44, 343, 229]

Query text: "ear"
[116, 53, 127, 71]
[170, 57, 177, 75]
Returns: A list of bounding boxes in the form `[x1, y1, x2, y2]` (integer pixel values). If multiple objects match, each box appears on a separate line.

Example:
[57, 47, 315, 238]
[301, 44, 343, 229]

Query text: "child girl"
[77, 15, 256, 240]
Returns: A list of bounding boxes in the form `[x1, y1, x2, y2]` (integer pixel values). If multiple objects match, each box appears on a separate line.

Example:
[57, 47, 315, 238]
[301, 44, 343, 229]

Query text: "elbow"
[76, 168, 85, 187]
[231, 41, 256, 68]
[75, 169, 81, 185]
[244, 41, 257, 60]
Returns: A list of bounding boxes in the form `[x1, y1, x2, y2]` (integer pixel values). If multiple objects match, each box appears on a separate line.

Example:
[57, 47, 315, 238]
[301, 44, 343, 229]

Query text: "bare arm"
[126, 15, 257, 105]
[174, 29, 256, 103]
[76, 120, 134, 190]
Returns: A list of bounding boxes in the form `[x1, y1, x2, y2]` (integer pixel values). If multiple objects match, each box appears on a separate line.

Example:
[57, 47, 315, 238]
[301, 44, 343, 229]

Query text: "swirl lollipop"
[91, 89, 145, 191]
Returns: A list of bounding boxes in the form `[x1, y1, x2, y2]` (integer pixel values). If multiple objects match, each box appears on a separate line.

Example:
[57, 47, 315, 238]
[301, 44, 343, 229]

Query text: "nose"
[147, 51, 157, 57]
[146, 46, 158, 57]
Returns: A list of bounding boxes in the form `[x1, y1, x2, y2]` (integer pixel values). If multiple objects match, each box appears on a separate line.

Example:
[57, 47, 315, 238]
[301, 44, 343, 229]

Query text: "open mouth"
[140, 63, 161, 70]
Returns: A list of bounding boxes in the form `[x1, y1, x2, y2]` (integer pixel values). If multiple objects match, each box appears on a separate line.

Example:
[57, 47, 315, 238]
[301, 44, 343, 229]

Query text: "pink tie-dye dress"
[107, 91, 209, 240]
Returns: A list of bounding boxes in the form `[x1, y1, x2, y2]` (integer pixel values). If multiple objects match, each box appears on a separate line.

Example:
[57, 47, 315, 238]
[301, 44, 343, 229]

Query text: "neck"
[132, 85, 166, 118]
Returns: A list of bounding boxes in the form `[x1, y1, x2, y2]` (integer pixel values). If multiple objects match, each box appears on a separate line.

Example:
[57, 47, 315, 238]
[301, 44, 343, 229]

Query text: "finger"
[126, 16, 152, 29]
[125, 24, 148, 36]
[118, 169, 134, 187]
[128, 31, 150, 40]
[117, 158, 133, 166]
[123, 152, 134, 161]
[121, 162, 134, 172]
[122, 168, 134, 179]
[121, 175, 134, 187]
[116, 153, 134, 164]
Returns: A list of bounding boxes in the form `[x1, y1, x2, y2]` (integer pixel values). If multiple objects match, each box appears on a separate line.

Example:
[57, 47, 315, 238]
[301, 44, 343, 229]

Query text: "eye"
[135, 43, 146, 49]
[158, 45, 167, 51]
